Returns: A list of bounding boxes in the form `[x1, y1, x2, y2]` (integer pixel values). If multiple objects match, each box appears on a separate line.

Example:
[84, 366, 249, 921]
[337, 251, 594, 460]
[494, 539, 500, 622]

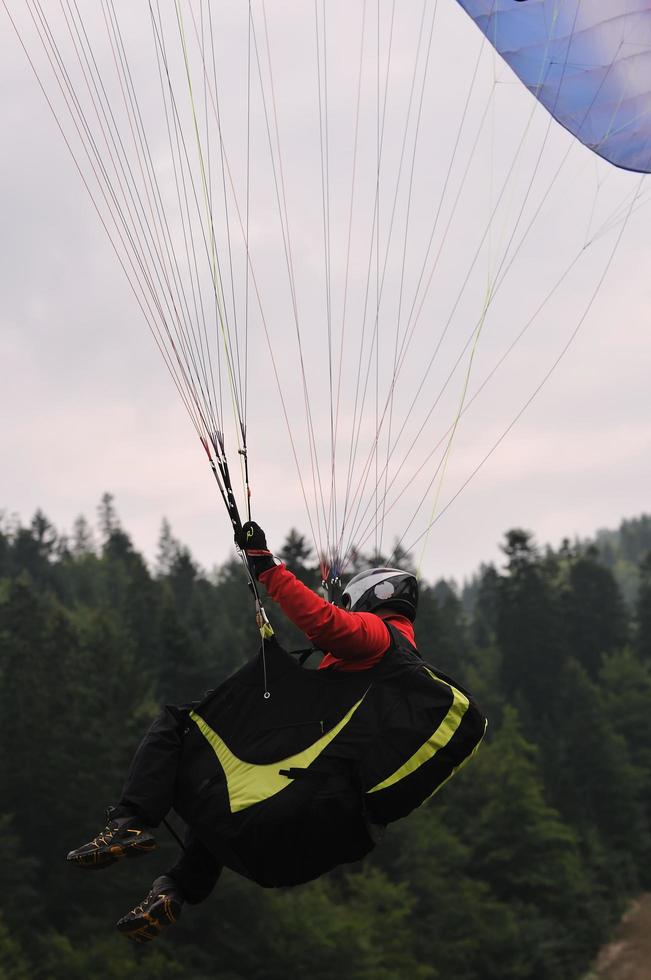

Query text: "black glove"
[235, 521, 278, 578]
[236, 521, 268, 552]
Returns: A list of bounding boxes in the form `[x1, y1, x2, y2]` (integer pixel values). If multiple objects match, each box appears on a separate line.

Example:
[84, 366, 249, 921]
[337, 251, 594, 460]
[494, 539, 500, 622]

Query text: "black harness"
[174, 627, 486, 887]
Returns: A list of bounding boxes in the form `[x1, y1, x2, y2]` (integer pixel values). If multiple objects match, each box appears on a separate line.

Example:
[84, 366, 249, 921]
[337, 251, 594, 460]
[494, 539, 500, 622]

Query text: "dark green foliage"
[619, 517, 651, 562]
[593, 514, 651, 603]
[0, 815, 39, 933]
[471, 563, 500, 648]
[279, 529, 319, 588]
[560, 546, 628, 677]
[600, 648, 651, 875]
[413, 580, 472, 680]
[0, 912, 31, 980]
[544, 658, 647, 867]
[0, 505, 649, 978]
[635, 551, 651, 661]
[497, 530, 567, 717]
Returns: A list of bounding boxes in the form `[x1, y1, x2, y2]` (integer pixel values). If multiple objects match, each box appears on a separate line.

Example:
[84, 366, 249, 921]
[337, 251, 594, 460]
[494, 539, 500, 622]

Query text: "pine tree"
[279, 528, 318, 585]
[416, 581, 471, 679]
[155, 518, 179, 576]
[635, 551, 651, 661]
[562, 546, 628, 677]
[600, 647, 651, 869]
[101, 526, 161, 666]
[456, 708, 602, 978]
[544, 657, 648, 886]
[380, 802, 521, 980]
[472, 563, 500, 648]
[10, 510, 58, 585]
[167, 546, 200, 612]
[497, 530, 566, 717]
[0, 522, 9, 578]
[257, 869, 435, 980]
[71, 514, 95, 558]
[97, 491, 119, 542]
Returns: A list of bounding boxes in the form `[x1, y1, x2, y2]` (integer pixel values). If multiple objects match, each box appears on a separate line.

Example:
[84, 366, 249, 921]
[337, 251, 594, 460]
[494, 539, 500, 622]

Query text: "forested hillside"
[1, 499, 650, 979]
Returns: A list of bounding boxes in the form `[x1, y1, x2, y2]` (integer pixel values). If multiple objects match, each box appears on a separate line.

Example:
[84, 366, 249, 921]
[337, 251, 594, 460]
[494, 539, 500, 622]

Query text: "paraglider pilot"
[67, 521, 423, 943]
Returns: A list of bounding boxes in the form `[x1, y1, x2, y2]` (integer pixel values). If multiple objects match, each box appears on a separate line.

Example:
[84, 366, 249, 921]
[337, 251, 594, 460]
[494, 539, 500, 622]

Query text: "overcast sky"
[1, 1, 649, 586]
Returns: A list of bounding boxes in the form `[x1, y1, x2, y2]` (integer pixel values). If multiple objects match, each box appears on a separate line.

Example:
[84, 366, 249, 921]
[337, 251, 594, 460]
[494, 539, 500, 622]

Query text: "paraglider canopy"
[456, 0, 651, 173]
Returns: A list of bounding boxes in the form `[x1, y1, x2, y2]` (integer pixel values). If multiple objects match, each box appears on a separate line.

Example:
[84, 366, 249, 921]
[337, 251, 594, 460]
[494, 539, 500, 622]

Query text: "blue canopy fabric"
[455, 0, 651, 173]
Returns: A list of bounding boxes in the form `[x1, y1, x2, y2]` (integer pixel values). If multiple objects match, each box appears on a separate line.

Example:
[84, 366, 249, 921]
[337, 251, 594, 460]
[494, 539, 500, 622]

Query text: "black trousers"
[114, 704, 222, 905]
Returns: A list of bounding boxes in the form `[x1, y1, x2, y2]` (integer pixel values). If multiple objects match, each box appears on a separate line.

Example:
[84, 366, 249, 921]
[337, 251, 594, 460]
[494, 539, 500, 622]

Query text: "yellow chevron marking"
[189, 692, 369, 813]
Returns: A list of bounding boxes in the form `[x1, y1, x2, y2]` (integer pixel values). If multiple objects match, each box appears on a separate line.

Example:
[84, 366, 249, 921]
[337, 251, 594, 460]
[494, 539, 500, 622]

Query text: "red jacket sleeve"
[259, 563, 391, 661]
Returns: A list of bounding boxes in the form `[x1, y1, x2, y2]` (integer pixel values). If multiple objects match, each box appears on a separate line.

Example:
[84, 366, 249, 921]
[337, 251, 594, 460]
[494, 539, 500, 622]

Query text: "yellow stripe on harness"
[367, 670, 470, 794]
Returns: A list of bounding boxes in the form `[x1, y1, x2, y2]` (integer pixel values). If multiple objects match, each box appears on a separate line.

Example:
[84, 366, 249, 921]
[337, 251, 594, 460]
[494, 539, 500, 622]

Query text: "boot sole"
[67, 836, 157, 870]
[116, 894, 182, 944]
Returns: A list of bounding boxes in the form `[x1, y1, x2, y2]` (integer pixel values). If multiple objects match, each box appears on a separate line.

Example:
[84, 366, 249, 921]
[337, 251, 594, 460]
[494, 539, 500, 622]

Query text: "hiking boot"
[66, 811, 156, 869]
[116, 875, 183, 944]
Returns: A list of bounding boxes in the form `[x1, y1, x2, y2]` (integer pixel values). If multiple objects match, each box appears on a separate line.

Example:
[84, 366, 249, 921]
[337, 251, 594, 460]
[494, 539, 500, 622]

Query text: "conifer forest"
[1, 503, 651, 980]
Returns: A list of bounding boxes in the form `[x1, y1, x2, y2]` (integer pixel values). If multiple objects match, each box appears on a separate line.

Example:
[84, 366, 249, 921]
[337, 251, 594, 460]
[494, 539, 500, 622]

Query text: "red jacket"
[259, 563, 416, 671]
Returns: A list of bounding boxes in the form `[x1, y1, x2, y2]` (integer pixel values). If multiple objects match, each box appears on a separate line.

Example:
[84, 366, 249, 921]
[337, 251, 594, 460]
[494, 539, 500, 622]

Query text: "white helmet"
[341, 567, 418, 621]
